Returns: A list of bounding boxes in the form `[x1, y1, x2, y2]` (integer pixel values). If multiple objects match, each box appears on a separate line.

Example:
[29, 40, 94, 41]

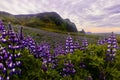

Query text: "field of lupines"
[0, 20, 120, 80]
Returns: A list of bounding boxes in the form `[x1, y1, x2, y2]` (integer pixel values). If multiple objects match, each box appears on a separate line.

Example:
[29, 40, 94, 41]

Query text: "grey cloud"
[85, 15, 105, 22]
[105, 4, 120, 14]
[0, 0, 120, 31]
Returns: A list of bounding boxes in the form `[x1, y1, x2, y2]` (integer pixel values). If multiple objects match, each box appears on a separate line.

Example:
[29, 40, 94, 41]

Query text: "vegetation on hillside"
[0, 20, 120, 80]
[0, 11, 78, 32]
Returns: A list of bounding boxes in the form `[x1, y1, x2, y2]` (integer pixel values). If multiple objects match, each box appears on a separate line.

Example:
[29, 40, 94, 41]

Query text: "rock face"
[64, 19, 77, 32]
[79, 29, 86, 34]
[0, 11, 78, 32]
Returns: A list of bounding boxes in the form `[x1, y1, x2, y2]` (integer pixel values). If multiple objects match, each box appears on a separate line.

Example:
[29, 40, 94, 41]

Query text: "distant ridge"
[0, 11, 78, 32]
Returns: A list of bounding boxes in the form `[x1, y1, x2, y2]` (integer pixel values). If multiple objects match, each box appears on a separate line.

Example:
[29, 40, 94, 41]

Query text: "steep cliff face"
[64, 19, 77, 32]
[0, 11, 78, 32]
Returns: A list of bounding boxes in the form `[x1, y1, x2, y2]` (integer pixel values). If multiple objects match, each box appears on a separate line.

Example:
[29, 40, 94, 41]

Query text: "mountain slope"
[0, 11, 16, 24]
[0, 11, 78, 32]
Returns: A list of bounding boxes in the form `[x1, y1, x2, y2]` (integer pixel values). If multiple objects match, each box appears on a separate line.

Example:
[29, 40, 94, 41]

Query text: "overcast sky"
[0, 0, 120, 33]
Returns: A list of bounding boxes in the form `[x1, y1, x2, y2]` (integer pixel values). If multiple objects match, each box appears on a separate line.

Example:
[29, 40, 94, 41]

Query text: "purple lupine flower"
[85, 76, 93, 80]
[54, 44, 65, 57]
[15, 61, 21, 66]
[3, 67, 7, 74]
[41, 44, 52, 63]
[6, 76, 10, 80]
[0, 75, 4, 80]
[97, 39, 105, 45]
[0, 22, 22, 80]
[79, 62, 86, 68]
[32, 41, 54, 70]
[34, 45, 43, 58]
[0, 63, 4, 69]
[0, 47, 16, 79]
[65, 35, 74, 53]
[9, 68, 16, 75]
[41, 63, 47, 72]
[51, 56, 58, 69]
[14, 52, 21, 58]
[0, 21, 7, 43]
[99, 71, 106, 80]
[80, 39, 88, 50]
[0, 20, 5, 33]
[61, 60, 76, 76]
[74, 41, 80, 50]
[24, 36, 37, 54]
[15, 27, 25, 49]
[105, 32, 118, 62]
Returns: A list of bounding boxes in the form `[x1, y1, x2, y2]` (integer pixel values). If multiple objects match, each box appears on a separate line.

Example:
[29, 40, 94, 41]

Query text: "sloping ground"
[13, 25, 99, 47]
[0, 11, 78, 32]
[15, 12, 78, 32]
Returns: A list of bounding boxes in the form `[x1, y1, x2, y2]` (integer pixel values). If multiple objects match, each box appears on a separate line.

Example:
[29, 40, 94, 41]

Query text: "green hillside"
[0, 11, 78, 32]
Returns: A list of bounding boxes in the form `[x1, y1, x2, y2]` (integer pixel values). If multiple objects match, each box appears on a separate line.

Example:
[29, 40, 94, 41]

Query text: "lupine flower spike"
[105, 32, 118, 62]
